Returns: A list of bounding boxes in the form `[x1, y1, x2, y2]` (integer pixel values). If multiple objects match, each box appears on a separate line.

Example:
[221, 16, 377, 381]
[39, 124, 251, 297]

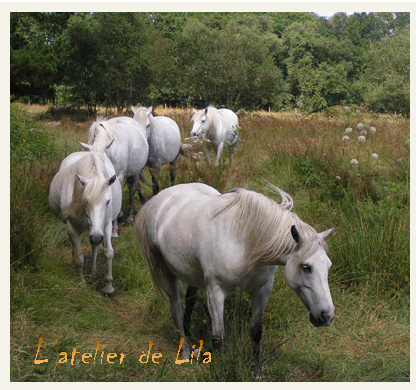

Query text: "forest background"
[10, 11, 410, 116]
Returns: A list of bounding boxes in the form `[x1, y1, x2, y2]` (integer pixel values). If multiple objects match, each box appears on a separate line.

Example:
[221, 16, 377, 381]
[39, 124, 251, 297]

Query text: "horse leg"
[162, 269, 190, 358]
[203, 143, 212, 164]
[169, 157, 178, 187]
[136, 173, 146, 204]
[184, 285, 199, 337]
[206, 283, 226, 349]
[229, 143, 237, 164]
[90, 244, 99, 278]
[67, 221, 85, 283]
[249, 281, 274, 379]
[112, 219, 119, 238]
[150, 166, 161, 195]
[215, 142, 224, 166]
[102, 221, 115, 295]
[126, 176, 136, 224]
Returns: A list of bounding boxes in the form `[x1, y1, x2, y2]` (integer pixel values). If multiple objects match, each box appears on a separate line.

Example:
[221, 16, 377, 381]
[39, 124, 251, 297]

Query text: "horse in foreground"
[190, 106, 239, 165]
[80, 116, 149, 223]
[135, 182, 336, 377]
[131, 106, 181, 195]
[49, 151, 122, 295]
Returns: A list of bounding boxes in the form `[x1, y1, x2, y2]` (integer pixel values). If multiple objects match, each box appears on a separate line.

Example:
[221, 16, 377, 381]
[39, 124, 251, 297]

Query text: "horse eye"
[301, 264, 312, 273]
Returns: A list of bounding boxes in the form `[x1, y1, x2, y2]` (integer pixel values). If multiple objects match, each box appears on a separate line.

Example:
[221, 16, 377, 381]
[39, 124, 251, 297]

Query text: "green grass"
[10, 103, 410, 381]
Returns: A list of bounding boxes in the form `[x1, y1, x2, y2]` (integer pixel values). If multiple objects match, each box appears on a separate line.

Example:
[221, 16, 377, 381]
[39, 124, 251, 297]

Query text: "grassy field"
[10, 103, 410, 382]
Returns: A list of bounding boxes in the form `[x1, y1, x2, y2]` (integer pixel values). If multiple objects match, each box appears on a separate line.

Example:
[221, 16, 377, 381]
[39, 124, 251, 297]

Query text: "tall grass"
[10, 104, 410, 381]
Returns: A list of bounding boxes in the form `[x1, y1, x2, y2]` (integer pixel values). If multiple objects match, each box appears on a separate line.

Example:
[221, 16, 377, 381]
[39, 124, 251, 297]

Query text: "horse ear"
[79, 141, 92, 151]
[108, 175, 117, 186]
[318, 226, 336, 241]
[205, 107, 208, 114]
[106, 139, 115, 150]
[147, 106, 153, 115]
[75, 173, 88, 186]
[131, 106, 136, 114]
[193, 108, 197, 114]
[291, 225, 300, 243]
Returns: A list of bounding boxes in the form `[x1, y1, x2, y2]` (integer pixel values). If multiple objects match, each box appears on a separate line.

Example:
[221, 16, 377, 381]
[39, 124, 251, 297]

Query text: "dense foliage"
[10, 12, 410, 115]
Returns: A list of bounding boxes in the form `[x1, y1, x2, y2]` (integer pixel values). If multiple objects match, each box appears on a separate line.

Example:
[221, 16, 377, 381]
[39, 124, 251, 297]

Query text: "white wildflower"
[336, 176, 341, 180]
[342, 136, 350, 141]
[358, 135, 366, 142]
[371, 153, 378, 159]
[369, 127, 376, 134]
[357, 123, 364, 129]
[345, 127, 352, 133]
[350, 159, 359, 165]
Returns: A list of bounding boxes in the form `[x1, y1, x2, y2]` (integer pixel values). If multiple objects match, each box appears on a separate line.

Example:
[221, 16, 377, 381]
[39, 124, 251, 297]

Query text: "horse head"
[75, 173, 117, 245]
[284, 225, 336, 327]
[190, 107, 209, 138]
[132, 106, 153, 137]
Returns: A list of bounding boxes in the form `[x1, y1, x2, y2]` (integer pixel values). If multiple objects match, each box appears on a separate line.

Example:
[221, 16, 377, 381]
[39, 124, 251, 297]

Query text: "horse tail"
[135, 202, 168, 297]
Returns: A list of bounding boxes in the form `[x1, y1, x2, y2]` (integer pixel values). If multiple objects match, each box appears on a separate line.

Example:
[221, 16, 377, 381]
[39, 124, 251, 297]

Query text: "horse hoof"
[105, 291, 116, 299]
[112, 232, 119, 239]
[250, 361, 262, 380]
[102, 286, 115, 297]
[127, 217, 135, 225]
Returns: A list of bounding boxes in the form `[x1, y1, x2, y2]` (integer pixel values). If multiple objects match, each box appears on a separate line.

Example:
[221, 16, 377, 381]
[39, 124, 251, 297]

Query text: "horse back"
[100, 119, 149, 178]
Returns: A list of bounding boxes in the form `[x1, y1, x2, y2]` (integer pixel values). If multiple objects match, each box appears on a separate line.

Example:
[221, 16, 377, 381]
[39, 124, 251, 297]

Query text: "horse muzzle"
[309, 310, 335, 327]
[89, 234, 103, 246]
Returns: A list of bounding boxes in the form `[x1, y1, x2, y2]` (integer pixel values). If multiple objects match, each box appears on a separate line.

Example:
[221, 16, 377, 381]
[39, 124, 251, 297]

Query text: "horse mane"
[213, 187, 318, 270]
[62, 154, 112, 220]
[87, 117, 119, 152]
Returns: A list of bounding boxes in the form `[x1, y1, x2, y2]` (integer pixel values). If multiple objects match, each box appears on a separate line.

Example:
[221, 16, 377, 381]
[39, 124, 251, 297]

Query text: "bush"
[10, 104, 58, 162]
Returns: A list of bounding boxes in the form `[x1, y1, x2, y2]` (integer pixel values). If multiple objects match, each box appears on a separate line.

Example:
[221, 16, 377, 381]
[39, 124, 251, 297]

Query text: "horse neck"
[206, 108, 219, 134]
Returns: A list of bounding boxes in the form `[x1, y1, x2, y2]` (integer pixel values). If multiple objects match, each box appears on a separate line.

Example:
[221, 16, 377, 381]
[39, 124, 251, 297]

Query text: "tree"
[10, 12, 69, 103]
[61, 13, 151, 111]
[279, 21, 355, 112]
[92, 13, 150, 111]
[60, 13, 99, 109]
[359, 32, 410, 116]
[176, 16, 287, 110]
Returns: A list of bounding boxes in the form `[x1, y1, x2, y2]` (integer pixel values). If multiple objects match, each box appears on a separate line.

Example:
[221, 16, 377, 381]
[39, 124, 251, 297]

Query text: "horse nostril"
[90, 235, 103, 245]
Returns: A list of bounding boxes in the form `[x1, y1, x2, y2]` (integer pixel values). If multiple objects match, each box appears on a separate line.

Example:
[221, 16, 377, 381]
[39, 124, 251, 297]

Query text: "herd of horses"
[48, 105, 336, 378]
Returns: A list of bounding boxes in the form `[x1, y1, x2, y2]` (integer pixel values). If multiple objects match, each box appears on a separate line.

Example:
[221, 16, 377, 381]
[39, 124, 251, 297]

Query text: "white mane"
[63, 154, 112, 219]
[214, 187, 318, 269]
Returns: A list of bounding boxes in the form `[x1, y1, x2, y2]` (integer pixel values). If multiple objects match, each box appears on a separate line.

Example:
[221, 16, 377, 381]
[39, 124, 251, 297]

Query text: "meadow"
[10, 103, 410, 382]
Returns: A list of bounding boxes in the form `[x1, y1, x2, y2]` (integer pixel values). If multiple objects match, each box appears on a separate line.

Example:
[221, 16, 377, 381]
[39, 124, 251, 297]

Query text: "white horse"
[49, 151, 122, 295]
[80, 116, 149, 223]
[131, 105, 182, 196]
[135, 182, 336, 378]
[190, 106, 239, 165]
